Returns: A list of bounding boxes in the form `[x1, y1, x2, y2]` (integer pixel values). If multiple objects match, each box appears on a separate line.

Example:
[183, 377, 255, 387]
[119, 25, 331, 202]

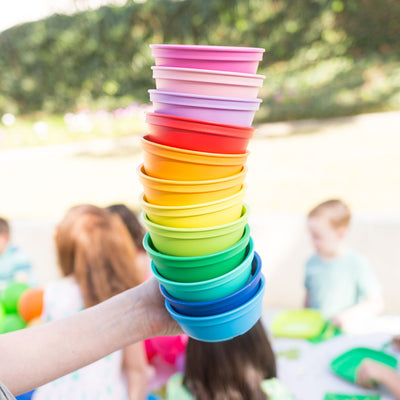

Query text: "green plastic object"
[308, 322, 341, 344]
[0, 313, 27, 333]
[1, 282, 30, 313]
[0, 304, 5, 325]
[324, 394, 380, 400]
[143, 224, 250, 282]
[142, 204, 249, 257]
[271, 309, 325, 339]
[151, 237, 253, 302]
[331, 347, 398, 383]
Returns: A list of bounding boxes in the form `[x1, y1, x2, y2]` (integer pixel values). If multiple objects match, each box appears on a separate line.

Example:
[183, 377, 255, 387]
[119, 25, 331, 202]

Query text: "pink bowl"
[152, 66, 265, 99]
[150, 44, 265, 74]
[149, 90, 262, 126]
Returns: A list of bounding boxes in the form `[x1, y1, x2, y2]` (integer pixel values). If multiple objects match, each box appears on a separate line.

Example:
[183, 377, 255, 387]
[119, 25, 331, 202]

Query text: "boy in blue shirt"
[0, 217, 36, 292]
[304, 199, 383, 330]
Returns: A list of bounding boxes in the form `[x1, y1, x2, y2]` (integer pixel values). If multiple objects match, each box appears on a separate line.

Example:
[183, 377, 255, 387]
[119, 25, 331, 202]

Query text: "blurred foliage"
[0, 0, 399, 121]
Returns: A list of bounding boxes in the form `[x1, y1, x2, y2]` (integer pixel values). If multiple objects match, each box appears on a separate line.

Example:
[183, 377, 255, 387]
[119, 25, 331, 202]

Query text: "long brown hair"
[184, 321, 276, 400]
[55, 204, 146, 307]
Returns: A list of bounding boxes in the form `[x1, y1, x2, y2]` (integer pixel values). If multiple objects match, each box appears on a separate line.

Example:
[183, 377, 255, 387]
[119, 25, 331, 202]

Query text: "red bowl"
[146, 113, 255, 154]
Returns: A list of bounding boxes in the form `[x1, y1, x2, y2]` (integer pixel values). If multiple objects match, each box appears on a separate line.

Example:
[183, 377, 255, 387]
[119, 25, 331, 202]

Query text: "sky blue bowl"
[165, 274, 265, 342]
[160, 251, 262, 317]
[151, 238, 254, 302]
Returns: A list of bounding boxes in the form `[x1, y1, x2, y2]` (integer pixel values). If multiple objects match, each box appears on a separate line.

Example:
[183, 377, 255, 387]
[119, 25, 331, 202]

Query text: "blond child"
[304, 199, 383, 329]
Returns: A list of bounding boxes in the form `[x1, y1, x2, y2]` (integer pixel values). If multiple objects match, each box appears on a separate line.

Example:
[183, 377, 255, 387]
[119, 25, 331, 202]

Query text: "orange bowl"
[137, 164, 247, 206]
[140, 135, 249, 181]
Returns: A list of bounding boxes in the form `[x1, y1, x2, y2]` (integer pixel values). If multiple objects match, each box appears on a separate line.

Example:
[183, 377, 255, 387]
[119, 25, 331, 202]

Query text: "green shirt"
[166, 373, 293, 400]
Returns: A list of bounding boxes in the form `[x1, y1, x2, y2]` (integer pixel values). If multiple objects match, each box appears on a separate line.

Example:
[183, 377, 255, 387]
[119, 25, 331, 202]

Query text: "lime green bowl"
[151, 238, 254, 302]
[142, 204, 249, 257]
[143, 225, 251, 282]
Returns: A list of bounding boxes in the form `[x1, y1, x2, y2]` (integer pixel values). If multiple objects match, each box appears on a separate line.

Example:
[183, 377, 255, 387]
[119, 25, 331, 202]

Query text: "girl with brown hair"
[33, 205, 149, 400]
[166, 321, 292, 400]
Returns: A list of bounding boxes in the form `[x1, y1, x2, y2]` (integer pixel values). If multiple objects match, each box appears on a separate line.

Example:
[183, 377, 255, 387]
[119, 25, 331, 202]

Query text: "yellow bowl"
[140, 185, 246, 228]
[137, 164, 247, 206]
[140, 135, 249, 181]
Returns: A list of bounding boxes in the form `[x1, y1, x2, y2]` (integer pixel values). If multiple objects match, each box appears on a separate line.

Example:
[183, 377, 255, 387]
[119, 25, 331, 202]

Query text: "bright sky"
[0, 0, 127, 33]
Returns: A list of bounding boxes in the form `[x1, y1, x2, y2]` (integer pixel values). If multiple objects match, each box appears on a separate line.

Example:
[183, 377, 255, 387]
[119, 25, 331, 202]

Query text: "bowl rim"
[165, 274, 265, 325]
[137, 164, 247, 186]
[145, 112, 255, 135]
[143, 224, 250, 263]
[150, 44, 266, 53]
[142, 203, 249, 234]
[149, 89, 263, 103]
[160, 251, 262, 306]
[151, 66, 265, 80]
[141, 135, 249, 160]
[139, 184, 245, 212]
[151, 237, 254, 289]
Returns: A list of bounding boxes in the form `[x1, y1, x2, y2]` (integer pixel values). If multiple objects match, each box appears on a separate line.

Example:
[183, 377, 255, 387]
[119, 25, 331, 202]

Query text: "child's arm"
[304, 291, 310, 308]
[123, 342, 151, 400]
[331, 292, 384, 329]
[357, 360, 400, 399]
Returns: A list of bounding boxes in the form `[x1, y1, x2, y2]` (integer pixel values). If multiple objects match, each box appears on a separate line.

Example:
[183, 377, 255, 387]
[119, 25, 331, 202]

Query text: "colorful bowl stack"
[138, 44, 266, 342]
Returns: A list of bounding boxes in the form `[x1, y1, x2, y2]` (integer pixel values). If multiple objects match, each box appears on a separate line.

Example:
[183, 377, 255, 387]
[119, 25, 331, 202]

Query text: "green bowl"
[142, 204, 249, 257]
[143, 224, 250, 282]
[151, 238, 254, 302]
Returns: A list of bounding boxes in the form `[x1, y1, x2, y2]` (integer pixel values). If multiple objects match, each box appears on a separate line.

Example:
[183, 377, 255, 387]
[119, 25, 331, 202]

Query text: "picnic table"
[263, 313, 400, 400]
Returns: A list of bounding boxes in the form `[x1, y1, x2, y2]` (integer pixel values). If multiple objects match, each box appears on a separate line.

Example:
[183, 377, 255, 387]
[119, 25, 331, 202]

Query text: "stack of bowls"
[138, 44, 266, 342]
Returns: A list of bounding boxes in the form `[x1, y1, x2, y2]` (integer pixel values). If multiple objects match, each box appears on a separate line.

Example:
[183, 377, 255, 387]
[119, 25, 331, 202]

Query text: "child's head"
[106, 204, 145, 251]
[184, 321, 276, 400]
[307, 199, 351, 258]
[55, 204, 146, 307]
[0, 217, 10, 255]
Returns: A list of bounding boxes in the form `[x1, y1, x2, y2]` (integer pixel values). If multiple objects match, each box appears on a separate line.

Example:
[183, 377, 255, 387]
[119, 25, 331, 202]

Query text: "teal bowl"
[165, 274, 266, 342]
[143, 224, 250, 282]
[151, 238, 254, 302]
[142, 204, 249, 257]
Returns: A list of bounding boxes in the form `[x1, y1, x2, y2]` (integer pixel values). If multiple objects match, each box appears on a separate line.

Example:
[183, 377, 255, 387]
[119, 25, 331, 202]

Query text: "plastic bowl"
[165, 274, 266, 342]
[146, 113, 255, 154]
[143, 204, 249, 257]
[140, 185, 245, 228]
[150, 44, 265, 74]
[160, 251, 262, 316]
[152, 66, 265, 99]
[151, 238, 254, 302]
[149, 90, 262, 127]
[140, 135, 249, 181]
[143, 225, 251, 282]
[137, 164, 247, 206]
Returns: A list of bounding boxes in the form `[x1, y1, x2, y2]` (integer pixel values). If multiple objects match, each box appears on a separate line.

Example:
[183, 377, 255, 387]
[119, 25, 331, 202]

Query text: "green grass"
[256, 53, 400, 123]
[0, 112, 147, 149]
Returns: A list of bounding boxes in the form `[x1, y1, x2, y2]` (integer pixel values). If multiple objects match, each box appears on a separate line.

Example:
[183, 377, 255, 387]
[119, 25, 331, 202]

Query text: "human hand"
[392, 335, 400, 352]
[330, 313, 348, 330]
[357, 359, 391, 389]
[135, 278, 182, 338]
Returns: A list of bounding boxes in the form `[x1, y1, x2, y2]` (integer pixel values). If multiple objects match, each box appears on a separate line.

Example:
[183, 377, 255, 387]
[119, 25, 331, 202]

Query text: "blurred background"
[0, 0, 400, 310]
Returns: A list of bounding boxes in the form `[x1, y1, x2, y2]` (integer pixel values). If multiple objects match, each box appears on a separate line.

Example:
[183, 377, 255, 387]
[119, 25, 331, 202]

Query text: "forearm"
[379, 370, 400, 399]
[0, 283, 148, 395]
[126, 369, 149, 400]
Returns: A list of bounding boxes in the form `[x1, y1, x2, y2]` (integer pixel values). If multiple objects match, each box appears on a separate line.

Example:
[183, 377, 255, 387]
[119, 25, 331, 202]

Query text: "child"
[0, 217, 36, 292]
[106, 204, 149, 276]
[166, 321, 292, 400]
[33, 205, 149, 400]
[304, 199, 383, 329]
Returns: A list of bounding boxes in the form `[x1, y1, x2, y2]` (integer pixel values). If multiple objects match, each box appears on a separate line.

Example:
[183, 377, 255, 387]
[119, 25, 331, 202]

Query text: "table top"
[263, 313, 400, 400]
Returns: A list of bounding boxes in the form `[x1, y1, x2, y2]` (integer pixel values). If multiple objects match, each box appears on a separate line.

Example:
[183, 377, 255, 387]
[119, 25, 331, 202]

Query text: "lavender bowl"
[149, 90, 262, 127]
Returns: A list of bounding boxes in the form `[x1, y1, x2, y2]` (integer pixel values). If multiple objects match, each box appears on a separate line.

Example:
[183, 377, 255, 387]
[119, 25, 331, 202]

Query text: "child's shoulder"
[344, 249, 371, 268]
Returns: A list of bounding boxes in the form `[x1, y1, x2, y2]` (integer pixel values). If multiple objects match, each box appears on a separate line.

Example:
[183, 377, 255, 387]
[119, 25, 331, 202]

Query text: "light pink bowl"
[149, 90, 262, 127]
[152, 66, 265, 99]
[150, 44, 265, 74]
